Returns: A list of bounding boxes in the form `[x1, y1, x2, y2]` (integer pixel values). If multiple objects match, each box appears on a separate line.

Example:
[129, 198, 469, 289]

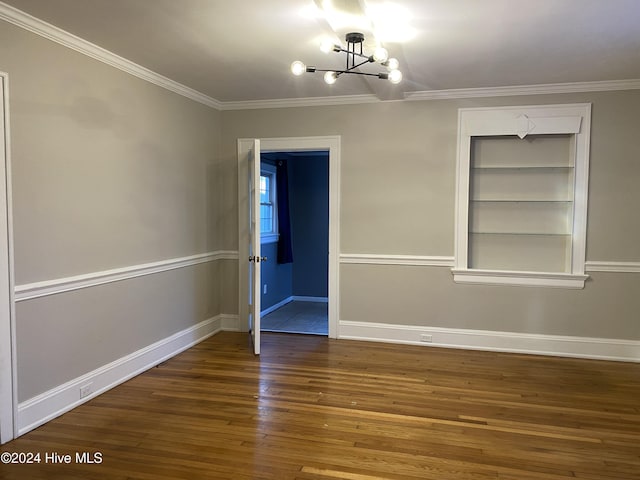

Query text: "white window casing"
[260, 163, 279, 244]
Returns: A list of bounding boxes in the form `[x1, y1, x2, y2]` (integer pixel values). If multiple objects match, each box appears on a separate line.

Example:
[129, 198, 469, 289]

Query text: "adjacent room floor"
[261, 300, 328, 335]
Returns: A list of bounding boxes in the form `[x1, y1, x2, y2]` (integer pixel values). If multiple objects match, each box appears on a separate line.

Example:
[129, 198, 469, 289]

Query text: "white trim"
[261, 233, 279, 244]
[17, 315, 229, 436]
[292, 296, 328, 303]
[451, 269, 589, 289]
[0, 71, 16, 444]
[261, 296, 328, 316]
[221, 94, 383, 111]
[404, 80, 640, 102]
[238, 136, 340, 340]
[339, 321, 640, 363]
[221, 80, 640, 110]
[0, 2, 221, 110]
[261, 296, 293, 316]
[15, 250, 238, 302]
[339, 255, 639, 273]
[259, 163, 278, 242]
[340, 254, 454, 267]
[219, 314, 240, 332]
[585, 261, 640, 273]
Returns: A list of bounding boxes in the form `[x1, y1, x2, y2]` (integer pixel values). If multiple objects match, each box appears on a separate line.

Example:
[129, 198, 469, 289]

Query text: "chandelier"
[291, 32, 402, 85]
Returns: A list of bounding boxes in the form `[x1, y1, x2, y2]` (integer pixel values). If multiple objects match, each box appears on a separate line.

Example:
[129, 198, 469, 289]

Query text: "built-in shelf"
[454, 104, 591, 288]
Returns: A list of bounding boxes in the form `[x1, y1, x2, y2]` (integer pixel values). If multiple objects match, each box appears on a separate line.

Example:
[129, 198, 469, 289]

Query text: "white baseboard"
[17, 315, 226, 436]
[260, 296, 328, 316]
[261, 297, 294, 316]
[339, 320, 640, 363]
[220, 314, 240, 332]
[292, 296, 328, 303]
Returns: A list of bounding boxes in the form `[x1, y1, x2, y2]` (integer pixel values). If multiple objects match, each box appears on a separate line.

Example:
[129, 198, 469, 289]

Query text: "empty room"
[0, 1, 639, 479]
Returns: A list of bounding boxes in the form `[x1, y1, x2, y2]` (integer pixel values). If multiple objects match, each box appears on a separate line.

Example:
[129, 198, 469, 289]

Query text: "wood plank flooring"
[1, 332, 639, 479]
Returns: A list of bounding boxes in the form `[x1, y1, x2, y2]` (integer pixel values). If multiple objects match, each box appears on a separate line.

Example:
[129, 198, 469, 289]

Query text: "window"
[260, 164, 278, 243]
[452, 104, 591, 288]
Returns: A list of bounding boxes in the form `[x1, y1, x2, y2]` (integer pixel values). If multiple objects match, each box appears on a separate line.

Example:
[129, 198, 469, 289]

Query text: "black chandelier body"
[291, 32, 402, 85]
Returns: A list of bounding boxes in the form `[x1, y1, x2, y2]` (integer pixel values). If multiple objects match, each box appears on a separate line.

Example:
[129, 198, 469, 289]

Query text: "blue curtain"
[276, 160, 293, 264]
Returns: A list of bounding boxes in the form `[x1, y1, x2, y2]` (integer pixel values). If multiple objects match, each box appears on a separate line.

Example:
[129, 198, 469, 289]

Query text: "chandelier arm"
[338, 71, 385, 77]
[311, 70, 383, 77]
[333, 46, 370, 60]
[347, 58, 375, 71]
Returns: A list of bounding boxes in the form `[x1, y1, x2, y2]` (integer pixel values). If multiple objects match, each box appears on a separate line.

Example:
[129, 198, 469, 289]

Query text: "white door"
[248, 139, 261, 354]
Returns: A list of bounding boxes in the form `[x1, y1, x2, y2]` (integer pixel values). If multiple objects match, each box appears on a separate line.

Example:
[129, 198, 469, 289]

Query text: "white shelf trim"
[15, 250, 239, 302]
[452, 269, 588, 289]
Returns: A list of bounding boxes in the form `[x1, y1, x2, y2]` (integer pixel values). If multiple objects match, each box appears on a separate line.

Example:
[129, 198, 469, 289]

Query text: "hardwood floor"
[1, 332, 639, 479]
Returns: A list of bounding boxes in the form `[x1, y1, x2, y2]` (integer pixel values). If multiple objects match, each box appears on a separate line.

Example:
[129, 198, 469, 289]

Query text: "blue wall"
[260, 239, 292, 309]
[290, 153, 329, 297]
[260, 151, 329, 311]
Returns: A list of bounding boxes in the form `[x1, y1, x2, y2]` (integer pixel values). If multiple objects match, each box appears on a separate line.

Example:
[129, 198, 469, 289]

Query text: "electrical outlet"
[263, 284, 267, 295]
[420, 334, 433, 343]
[79, 383, 93, 399]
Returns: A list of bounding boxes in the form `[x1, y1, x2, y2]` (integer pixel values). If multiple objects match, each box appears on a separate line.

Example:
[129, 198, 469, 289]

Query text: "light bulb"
[373, 47, 389, 63]
[386, 57, 399, 70]
[388, 69, 402, 84]
[324, 71, 337, 85]
[291, 61, 306, 76]
[320, 39, 336, 53]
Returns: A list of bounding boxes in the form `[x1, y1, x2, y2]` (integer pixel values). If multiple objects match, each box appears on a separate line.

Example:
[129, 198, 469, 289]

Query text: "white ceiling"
[3, 0, 640, 103]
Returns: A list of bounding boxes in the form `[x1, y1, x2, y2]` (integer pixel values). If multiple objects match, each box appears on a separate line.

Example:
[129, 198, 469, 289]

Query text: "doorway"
[237, 136, 340, 347]
[260, 151, 329, 335]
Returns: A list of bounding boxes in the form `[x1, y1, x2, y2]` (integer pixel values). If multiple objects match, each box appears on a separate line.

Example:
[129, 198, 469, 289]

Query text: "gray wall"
[221, 91, 640, 341]
[1, 21, 224, 400]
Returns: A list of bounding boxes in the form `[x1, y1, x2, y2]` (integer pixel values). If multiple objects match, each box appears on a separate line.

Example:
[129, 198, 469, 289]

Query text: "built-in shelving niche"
[468, 134, 574, 273]
[452, 104, 591, 288]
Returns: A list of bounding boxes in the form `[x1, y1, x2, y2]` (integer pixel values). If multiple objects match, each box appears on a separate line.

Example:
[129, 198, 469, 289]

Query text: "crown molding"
[219, 94, 384, 111]
[0, 2, 222, 110]
[219, 79, 640, 110]
[404, 79, 640, 101]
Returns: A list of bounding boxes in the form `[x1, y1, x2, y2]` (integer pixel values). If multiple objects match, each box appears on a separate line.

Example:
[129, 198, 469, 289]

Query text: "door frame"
[238, 136, 340, 339]
[0, 72, 17, 444]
